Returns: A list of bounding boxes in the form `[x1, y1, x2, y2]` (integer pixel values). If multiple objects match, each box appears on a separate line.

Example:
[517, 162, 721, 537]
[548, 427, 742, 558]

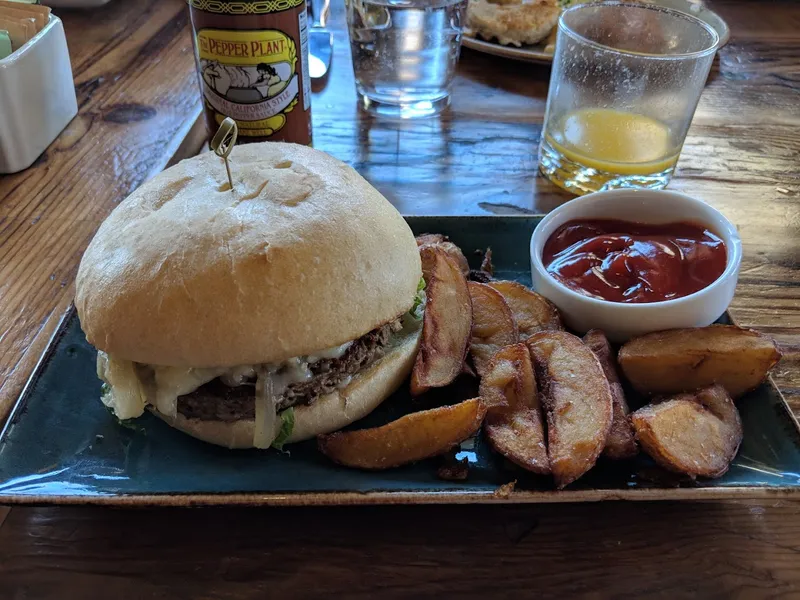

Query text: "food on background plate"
[76, 143, 425, 450]
[318, 398, 487, 469]
[467, 282, 519, 377]
[411, 246, 473, 396]
[527, 331, 613, 487]
[488, 280, 563, 338]
[480, 343, 549, 474]
[619, 325, 782, 399]
[466, 0, 560, 47]
[631, 385, 743, 479]
[542, 219, 728, 303]
[583, 329, 637, 460]
[415, 233, 470, 276]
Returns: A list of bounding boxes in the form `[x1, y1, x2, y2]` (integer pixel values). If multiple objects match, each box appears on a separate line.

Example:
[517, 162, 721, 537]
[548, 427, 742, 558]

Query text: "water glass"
[539, 1, 719, 195]
[345, 0, 467, 119]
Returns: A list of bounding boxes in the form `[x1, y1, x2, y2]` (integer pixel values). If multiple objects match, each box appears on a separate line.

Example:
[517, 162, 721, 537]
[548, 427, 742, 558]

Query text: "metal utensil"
[309, 0, 332, 79]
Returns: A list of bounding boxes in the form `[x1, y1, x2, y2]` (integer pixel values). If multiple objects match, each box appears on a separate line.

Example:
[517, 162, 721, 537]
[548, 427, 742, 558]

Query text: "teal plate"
[1, 216, 799, 506]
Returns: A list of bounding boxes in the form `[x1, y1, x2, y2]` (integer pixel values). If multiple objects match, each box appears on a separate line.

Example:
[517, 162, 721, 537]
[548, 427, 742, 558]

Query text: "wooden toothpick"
[210, 117, 238, 190]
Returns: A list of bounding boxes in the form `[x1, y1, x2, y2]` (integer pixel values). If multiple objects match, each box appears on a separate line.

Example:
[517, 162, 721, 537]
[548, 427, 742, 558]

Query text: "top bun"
[76, 143, 421, 367]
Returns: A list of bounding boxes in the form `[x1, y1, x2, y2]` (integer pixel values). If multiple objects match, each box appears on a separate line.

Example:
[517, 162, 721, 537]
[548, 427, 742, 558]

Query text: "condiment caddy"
[0, 3, 77, 174]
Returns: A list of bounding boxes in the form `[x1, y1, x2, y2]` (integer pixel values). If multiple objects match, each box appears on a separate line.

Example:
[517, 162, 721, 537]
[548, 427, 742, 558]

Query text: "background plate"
[0, 216, 798, 506]
[462, 0, 730, 64]
[462, 35, 553, 65]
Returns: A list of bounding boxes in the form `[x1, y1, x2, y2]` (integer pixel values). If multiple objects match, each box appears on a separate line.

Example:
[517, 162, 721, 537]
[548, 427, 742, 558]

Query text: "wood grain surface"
[1, 501, 799, 598]
[0, 0, 799, 596]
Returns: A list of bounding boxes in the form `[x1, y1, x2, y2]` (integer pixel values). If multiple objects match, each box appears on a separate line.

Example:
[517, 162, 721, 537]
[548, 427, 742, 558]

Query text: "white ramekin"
[530, 189, 743, 342]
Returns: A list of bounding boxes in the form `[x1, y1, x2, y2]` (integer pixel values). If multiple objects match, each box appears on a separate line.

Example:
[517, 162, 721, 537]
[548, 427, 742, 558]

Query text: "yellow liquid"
[545, 108, 679, 176]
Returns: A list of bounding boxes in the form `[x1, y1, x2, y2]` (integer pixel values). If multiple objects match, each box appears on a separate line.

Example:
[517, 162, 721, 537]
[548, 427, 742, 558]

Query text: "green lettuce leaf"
[409, 277, 426, 320]
[103, 403, 146, 433]
[271, 408, 295, 450]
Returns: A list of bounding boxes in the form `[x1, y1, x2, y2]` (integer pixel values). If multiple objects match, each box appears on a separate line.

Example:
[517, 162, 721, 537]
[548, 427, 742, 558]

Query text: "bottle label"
[196, 28, 300, 138]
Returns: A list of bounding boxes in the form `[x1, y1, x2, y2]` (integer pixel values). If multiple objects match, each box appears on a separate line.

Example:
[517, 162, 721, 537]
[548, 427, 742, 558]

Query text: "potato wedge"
[619, 325, 782, 399]
[468, 282, 519, 377]
[415, 233, 445, 246]
[583, 329, 637, 460]
[488, 280, 563, 339]
[527, 331, 613, 488]
[415, 233, 470, 276]
[480, 343, 549, 474]
[318, 398, 487, 470]
[411, 246, 473, 396]
[631, 384, 743, 478]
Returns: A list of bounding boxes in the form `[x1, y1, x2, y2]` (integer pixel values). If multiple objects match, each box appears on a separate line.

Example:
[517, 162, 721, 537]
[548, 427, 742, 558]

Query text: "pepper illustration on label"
[197, 28, 299, 138]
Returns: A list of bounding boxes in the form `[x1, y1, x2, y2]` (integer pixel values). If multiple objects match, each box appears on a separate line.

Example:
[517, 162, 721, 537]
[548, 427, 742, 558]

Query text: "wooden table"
[1, 0, 798, 596]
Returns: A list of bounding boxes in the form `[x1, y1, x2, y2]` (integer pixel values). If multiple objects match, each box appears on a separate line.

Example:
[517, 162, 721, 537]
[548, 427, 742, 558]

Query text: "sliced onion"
[254, 368, 279, 449]
[99, 353, 148, 420]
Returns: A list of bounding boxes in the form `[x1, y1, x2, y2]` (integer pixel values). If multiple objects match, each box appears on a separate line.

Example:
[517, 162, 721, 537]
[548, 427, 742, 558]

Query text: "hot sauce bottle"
[187, 0, 312, 145]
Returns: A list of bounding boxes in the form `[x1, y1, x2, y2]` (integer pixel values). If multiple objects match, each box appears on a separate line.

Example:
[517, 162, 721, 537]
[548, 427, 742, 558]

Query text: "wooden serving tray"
[0, 216, 798, 506]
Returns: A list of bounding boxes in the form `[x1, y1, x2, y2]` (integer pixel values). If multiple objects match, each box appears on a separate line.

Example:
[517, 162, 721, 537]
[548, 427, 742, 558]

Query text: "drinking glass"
[539, 1, 719, 195]
[345, 0, 467, 119]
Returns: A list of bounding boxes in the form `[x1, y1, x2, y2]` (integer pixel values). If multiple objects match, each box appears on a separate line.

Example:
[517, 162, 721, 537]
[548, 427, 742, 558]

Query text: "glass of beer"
[539, 2, 719, 195]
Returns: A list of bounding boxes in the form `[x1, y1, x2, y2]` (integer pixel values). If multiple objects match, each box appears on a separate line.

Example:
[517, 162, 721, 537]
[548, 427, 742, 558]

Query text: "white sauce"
[273, 358, 313, 395]
[220, 365, 257, 387]
[307, 341, 352, 363]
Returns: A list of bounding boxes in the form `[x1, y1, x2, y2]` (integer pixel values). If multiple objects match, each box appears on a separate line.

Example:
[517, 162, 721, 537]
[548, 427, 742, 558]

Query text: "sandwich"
[75, 143, 424, 449]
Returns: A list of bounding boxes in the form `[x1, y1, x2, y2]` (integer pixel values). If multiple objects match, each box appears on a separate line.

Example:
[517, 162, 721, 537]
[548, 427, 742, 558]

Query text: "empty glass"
[539, 1, 719, 195]
[346, 0, 467, 119]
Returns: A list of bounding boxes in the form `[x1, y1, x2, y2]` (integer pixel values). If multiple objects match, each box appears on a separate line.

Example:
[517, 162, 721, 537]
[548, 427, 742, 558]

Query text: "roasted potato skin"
[488, 280, 563, 339]
[631, 384, 743, 479]
[415, 233, 470, 276]
[468, 282, 519, 377]
[318, 398, 487, 470]
[527, 331, 613, 488]
[480, 343, 549, 475]
[619, 325, 782, 399]
[583, 329, 638, 460]
[411, 246, 473, 396]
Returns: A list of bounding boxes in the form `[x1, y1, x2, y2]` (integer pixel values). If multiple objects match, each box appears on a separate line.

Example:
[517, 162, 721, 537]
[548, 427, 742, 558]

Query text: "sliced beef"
[178, 381, 254, 422]
[178, 319, 402, 421]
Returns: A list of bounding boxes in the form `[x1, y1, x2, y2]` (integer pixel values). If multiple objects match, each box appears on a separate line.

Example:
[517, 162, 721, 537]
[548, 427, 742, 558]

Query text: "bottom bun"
[150, 327, 422, 449]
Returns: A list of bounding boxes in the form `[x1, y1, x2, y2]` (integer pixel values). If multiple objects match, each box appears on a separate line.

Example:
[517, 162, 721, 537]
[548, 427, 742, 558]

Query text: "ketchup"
[542, 219, 727, 303]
